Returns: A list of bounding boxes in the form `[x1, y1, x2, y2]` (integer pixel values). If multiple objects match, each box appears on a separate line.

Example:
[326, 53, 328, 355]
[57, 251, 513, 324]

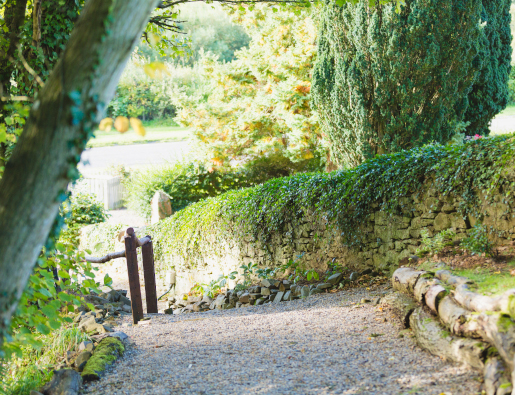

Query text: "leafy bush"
[59, 193, 109, 246]
[125, 156, 323, 220]
[146, 135, 515, 264]
[416, 229, 456, 256]
[462, 224, 495, 256]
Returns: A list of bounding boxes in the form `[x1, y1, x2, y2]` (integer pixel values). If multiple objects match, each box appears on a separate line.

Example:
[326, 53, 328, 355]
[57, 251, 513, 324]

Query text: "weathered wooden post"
[141, 238, 158, 313]
[124, 227, 144, 324]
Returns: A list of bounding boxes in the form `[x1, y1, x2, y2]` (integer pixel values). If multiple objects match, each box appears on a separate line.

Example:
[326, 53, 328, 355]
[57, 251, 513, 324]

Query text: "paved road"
[78, 141, 190, 175]
[78, 115, 513, 175]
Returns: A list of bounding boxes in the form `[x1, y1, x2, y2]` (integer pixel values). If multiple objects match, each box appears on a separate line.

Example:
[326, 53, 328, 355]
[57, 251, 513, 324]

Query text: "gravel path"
[83, 288, 481, 395]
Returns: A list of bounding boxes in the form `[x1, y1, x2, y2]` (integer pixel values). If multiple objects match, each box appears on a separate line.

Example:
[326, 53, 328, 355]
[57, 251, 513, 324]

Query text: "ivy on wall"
[142, 135, 515, 265]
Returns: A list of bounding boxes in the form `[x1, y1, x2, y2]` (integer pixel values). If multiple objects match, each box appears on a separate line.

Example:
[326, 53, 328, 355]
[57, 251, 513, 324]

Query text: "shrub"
[312, 0, 485, 168]
[416, 229, 456, 256]
[124, 156, 323, 220]
[59, 192, 109, 246]
[462, 224, 495, 256]
[508, 67, 515, 104]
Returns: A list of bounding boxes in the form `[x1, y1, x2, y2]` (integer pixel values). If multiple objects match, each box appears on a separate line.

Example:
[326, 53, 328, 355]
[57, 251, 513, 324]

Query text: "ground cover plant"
[146, 135, 515, 265]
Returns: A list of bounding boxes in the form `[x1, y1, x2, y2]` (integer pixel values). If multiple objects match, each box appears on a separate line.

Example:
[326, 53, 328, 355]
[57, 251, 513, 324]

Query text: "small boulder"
[274, 292, 284, 303]
[74, 351, 92, 372]
[261, 287, 271, 296]
[317, 283, 332, 290]
[239, 293, 250, 304]
[283, 290, 292, 301]
[78, 317, 98, 333]
[349, 272, 359, 281]
[309, 288, 323, 296]
[164, 308, 174, 314]
[327, 272, 343, 284]
[300, 286, 310, 298]
[78, 341, 95, 353]
[255, 298, 265, 306]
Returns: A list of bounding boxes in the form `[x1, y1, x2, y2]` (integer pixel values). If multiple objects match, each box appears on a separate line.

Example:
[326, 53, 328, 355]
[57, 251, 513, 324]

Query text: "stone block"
[393, 229, 410, 240]
[274, 292, 285, 303]
[151, 190, 173, 225]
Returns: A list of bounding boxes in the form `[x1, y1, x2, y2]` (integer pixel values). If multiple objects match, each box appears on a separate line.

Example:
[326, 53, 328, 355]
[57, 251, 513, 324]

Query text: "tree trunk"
[0, 0, 159, 348]
[391, 267, 427, 294]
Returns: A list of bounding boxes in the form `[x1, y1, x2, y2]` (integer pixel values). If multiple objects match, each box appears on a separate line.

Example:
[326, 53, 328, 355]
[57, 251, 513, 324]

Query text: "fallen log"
[425, 284, 447, 313]
[435, 295, 515, 378]
[413, 277, 440, 304]
[484, 356, 513, 395]
[453, 285, 515, 318]
[435, 270, 473, 287]
[392, 267, 427, 295]
[381, 292, 418, 328]
[84, 250, 125, 263]
[409, 307, 486, 370]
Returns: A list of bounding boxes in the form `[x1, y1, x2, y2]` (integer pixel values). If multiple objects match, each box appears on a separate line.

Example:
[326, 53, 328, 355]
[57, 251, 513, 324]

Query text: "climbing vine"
[146, 135, 515, 265]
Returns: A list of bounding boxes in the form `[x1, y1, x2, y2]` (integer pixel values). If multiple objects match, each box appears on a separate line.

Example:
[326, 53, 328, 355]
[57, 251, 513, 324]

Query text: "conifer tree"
[312, 0, 484, 168]
[465, 0, 512, 135]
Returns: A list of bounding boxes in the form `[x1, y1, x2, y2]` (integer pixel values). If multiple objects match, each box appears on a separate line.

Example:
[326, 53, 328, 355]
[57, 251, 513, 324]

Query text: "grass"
[498, 103, 515, 117]
[453, 265, 515, 296]
[86, 125, 191, 148]
[1, 326, 89, 395]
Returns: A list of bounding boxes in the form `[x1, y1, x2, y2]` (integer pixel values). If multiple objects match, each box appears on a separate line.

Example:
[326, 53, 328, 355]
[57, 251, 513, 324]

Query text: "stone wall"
[164, 181, 515, 295]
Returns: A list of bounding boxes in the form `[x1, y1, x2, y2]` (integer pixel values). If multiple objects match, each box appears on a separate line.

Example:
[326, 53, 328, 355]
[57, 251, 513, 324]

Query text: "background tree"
[311, 0, 485, 168]
[464, 0, 512, 134]
[174, 6, 325, 171]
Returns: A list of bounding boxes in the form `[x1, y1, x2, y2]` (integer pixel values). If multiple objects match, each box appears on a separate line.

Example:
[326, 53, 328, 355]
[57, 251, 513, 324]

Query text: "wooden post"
[124, 227, 144, 324]
[141, 238, 158, 314]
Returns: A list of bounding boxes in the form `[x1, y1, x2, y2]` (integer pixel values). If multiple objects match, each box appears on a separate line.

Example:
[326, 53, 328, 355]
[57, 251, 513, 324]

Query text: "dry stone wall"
[166, 183, 515, 295]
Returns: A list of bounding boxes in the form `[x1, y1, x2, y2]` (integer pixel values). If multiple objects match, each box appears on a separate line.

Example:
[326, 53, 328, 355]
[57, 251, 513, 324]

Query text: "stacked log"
[384, 267, 515, 395]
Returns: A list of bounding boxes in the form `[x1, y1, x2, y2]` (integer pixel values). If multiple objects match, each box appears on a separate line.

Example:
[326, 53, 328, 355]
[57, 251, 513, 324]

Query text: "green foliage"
[191, 271, 238, 298]
[508, 67, 515, 104]
[464, 0, 513, 134]
[462, 224, 495, 256]
[125, 157, 322, 220]
[2, 241, 100, 360]
[146, 135, 515, 265]
[416, 229, 456, 256]
[1, 326, 89, 395]
[239, 262, 258, 287]
[140, 3, 250, 65]
[174, 6, 326, 170]
[59, 193, 109, 246]
[79, 222, 127, 258]
[312, 0, 485, 168]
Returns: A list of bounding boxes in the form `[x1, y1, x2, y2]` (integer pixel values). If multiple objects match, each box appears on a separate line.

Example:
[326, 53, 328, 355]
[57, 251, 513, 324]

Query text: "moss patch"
[81, 337, 125, 381]
[453, 268, 515, 296]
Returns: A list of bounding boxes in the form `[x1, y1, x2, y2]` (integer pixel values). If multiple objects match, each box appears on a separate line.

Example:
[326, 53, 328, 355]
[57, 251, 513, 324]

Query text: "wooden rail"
[85, 227, 157, 324]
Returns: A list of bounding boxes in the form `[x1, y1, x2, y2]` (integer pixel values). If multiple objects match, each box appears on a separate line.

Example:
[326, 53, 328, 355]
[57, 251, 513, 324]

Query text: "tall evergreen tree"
[464, 0, 512, 135]
[312, 0, 484, 168]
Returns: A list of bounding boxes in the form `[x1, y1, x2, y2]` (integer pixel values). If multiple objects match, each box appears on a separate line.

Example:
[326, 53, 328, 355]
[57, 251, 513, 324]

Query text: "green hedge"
[124, 155, 324, 220]
[148, 135, 515, 263]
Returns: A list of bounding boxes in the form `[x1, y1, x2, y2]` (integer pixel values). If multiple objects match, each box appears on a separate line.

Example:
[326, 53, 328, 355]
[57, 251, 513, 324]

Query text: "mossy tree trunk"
[0, 0, 159, 348]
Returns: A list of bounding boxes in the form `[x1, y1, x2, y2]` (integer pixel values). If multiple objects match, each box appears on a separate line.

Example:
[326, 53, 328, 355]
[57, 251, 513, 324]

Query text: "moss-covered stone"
[81, 337, 125, 381]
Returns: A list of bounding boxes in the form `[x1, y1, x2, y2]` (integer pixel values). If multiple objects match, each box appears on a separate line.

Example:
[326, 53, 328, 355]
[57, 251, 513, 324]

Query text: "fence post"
[141, 238, 158, 314]
[124, 227, 144, 324]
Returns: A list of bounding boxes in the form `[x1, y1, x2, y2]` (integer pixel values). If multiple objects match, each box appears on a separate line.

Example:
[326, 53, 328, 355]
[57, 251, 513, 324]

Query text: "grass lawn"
[86, 126, 191, 148]
[499, 103, 515, 117]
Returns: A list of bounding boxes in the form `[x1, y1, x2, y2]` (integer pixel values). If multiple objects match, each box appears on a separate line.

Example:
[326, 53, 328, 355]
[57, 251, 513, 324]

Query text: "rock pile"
[167, 272, 346, 314]
[74, 289, 131, 336]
